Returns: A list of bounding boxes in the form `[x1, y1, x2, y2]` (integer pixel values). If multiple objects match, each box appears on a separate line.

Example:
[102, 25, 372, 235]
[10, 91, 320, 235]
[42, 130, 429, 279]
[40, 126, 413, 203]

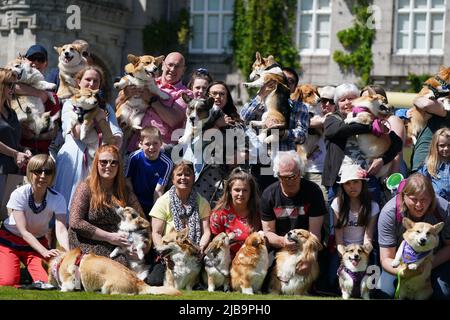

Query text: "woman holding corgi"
[377, 173, 450, 299]
[54, 66, 123, 215]
[68, 144, 146, 267]
[210, 167, 262, 259]
[148, 161, 211, 286]
[0, 154, 69, 286]
[418, 127, 450, 201]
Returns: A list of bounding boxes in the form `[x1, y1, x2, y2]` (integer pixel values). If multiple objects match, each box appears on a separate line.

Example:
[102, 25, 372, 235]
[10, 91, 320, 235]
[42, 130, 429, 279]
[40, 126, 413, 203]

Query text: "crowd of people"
[0, 41, 449, 300]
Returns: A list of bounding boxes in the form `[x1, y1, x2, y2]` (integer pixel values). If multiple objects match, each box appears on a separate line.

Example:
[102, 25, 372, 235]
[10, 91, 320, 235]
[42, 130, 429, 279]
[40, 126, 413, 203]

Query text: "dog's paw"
[263, 135, 274, 144]
[391, 260, 400, 268]
[408, 263, 418, 270]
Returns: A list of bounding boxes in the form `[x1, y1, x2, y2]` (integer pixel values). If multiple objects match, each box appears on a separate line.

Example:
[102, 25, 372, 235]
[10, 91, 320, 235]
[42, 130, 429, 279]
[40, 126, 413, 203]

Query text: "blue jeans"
[377, 260, 450, 299]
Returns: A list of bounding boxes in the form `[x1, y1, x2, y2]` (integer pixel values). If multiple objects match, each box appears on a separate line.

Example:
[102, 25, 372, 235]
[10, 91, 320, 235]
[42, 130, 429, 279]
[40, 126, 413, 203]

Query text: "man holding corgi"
[122, 52, 192, 149]
[14, 44, 60, 154]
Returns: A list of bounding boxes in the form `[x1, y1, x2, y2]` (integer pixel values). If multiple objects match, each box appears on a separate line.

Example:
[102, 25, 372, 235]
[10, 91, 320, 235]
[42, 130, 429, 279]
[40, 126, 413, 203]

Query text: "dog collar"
[401, 242, 431, 264]
[337, 265, 367, 298]
[51, 256, 64, 288]
[352, 106, 370, 117]
[73, 106, 96, 123]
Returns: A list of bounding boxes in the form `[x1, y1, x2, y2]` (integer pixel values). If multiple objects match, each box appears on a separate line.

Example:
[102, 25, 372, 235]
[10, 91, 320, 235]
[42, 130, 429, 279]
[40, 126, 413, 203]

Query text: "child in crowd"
[187, 68, 213, 99]
[125, 126, 173, 215]
[418, 127, 450, 201]
[327, 164, 380, 292]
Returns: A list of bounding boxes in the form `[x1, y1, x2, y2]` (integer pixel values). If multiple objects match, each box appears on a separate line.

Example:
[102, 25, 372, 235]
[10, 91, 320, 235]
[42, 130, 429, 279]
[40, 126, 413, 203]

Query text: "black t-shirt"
[261, 179, 327, 236]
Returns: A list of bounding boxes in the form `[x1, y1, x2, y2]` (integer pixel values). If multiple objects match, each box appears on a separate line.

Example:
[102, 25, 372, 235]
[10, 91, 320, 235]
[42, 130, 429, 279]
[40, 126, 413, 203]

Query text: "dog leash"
[394, 273, 401, 299]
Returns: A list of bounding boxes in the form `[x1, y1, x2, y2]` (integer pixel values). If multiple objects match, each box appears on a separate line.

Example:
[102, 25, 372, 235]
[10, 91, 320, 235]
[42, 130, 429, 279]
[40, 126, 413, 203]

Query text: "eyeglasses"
[209, 91, 226, 98]
[278, 172, 300, 181]
[321, 98, 335, 105]
[98, 159, 119, 167]
[164, 62, 183, 70]
[27, 55, 47, 63]
[31, 169, 54, 176]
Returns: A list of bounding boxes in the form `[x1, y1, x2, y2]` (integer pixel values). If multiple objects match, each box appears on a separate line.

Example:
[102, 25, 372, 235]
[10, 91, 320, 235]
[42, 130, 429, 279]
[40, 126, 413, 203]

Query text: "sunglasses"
[278, 173, 300, 181]
[321, 98, 335, 105]
[27, 55, 47, 63]
[31, 169, 54, 176]
[98, 159, 119, 167]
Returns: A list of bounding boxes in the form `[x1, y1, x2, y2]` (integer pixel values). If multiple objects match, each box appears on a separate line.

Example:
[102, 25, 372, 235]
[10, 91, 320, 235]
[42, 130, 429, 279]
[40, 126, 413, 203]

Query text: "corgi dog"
[337, 243, 372, 299]
[178, 93, 221, 145]
[115, 54, 170, 132]
[69, 88, 115, 160]
[269, 229, 322, 295]
[291, 84, 322, 162]
[249, 73, 291, 145]
[156, 228, 202, 290]
[48, 248, 181, 296]
[202, 232, 235, 292]
[243, 52, 284, 88]
[408, 66, 450, 145]
[391, 217, 444, 300]
[8, 57, 59, 135]
[110, 206, 151, 280]
[54, 44, 88, 100]
[344, 90, 393, 178]
[231, 231, 269, 295]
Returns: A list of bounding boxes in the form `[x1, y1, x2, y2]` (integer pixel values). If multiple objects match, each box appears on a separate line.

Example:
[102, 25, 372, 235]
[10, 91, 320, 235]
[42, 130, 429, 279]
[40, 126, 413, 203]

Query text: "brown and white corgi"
[243, 52, 284, 88]
[54, 43, 88, 100]
[48, 248, 181, 296]
[337, 243, 372, 299]
[202, 232, 235, 292]
[115, 54, 170, 133]
[110, 206, 151, 280]
[231, 231, 269, 294]
[156, 228, 202, 290]
[391, 217, 444, 300]
[269, 229, 322, 295]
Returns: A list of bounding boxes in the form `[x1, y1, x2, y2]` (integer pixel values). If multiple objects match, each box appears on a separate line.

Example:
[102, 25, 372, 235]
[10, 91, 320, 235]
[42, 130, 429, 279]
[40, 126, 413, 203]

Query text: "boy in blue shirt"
[126, 126, 173, 215]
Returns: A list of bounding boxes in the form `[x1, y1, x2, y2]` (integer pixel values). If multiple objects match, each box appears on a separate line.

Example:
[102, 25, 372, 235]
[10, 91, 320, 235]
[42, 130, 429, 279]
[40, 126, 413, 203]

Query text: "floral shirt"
[210, 206, 254, 259]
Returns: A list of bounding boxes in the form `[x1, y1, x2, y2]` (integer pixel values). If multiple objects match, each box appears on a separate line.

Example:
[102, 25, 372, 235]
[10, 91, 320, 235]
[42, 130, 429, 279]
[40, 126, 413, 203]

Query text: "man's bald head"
[162, 52, 186, 85]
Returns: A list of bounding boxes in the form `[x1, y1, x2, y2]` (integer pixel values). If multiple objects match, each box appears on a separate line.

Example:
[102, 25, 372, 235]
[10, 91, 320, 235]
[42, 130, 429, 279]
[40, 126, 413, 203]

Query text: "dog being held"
[68, 88, 115, 160]
[291, 84, 322, 162]
[8, 56, 59, 135]
[231, 231, 269, 294]
[391, 217, 444, 300]
[337, 243, 372, 299]
[47, 248, 181, 295]
[344, 89, 393, 178]
[202, 232, 235, 292]
[269, 229, 322, 295]
[243, 52, 284, 88]
[249, 73, 291, 145]
[109, 206, 151, 280]
[156, 228, 202, 290]
[54, 43, 88, 100]
[115, 54, 171, 132]
[408, 66, 450, 145]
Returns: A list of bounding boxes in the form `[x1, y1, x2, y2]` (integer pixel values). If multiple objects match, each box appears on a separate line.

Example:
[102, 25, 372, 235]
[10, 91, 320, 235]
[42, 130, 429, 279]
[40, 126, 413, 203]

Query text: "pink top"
[127, 78, 192, 150]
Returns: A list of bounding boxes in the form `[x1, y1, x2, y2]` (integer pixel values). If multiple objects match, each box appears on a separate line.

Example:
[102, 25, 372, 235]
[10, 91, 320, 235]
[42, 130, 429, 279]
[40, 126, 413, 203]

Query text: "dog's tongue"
[352, 260, 359, 267]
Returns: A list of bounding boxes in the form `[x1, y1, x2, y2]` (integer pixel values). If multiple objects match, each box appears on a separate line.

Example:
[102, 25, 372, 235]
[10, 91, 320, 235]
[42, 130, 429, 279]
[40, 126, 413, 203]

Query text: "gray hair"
[273, 150, 305, 177]
[334, 83, 359, 105]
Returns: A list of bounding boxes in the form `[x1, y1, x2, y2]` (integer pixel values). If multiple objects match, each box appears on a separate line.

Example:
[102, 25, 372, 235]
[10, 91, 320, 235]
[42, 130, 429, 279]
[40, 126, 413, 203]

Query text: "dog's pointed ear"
[54, 46, 62, 54]
[363, 242, 373, 254]
[439, 65, 447, 73]
[337, 244, 346, 257]
[402, 217, 414, 230]
[182, 92, 192, 104]
[127, 54, 140, 65]
[207, 96, 215, 107]
[308, 233, 323, 252]
[290, 86, 301, 101]
[124, 62, 134, 75]
[432, 221, 445, 234]
[255, 51, 261, 62]
[116, 206, 125, 218]
[366, 86, 377, 97]
[155, 55, 165, 66]
[72, 44, 84, 53]
[267, 55, 275, 64]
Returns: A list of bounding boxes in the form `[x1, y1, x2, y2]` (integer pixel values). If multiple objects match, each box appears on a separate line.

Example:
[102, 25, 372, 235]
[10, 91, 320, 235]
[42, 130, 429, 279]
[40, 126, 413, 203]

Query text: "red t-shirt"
[20, 92, 60, 154]
[210, 206, 255, 259]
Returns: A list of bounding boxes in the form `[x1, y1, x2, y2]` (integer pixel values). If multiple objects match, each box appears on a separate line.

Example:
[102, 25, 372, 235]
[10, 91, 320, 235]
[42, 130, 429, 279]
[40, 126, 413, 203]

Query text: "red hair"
[87, 145, 127, 211]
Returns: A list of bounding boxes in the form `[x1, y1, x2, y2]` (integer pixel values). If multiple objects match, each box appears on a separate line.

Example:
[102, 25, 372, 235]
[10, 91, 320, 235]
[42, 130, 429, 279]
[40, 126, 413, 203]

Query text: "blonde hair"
[0, 68, 17, 107]
[26, 154, 56, 185]
[75, 65, 104, 88]
[426, 127, 450, 178]
[400, 173, 436, 215]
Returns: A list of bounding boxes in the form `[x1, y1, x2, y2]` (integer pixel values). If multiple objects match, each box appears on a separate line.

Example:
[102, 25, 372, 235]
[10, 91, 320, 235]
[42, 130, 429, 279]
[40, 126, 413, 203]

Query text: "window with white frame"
[296, 0, 331, 54]
[190, 0, 234, 54]
[395, 0, 445, 54]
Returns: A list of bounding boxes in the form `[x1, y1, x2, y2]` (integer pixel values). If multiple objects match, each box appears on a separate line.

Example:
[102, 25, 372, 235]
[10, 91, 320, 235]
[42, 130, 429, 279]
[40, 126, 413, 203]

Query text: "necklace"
[29, 189, 47, 214]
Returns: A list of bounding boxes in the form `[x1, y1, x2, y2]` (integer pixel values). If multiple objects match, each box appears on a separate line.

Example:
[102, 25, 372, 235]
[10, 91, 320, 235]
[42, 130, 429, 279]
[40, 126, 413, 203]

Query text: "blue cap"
[395, 108, 409, 120]
[25, 44, 48, 60]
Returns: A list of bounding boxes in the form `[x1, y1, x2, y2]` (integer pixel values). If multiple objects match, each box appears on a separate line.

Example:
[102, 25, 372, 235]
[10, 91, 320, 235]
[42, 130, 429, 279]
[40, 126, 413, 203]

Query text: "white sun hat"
[338, 164, 369, 184]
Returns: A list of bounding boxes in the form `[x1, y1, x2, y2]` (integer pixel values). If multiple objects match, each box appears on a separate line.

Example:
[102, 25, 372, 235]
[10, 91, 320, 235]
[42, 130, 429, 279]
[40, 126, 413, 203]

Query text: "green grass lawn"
[0, 286, 339, 300]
